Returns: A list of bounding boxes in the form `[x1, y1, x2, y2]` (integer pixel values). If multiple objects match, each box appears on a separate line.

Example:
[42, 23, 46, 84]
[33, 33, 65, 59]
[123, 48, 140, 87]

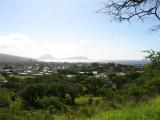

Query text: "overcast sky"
[0, 0, 160, 60]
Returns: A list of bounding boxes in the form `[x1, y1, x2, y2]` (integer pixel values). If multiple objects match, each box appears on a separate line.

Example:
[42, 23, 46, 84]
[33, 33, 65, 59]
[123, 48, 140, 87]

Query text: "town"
[0, 62, 144, 82]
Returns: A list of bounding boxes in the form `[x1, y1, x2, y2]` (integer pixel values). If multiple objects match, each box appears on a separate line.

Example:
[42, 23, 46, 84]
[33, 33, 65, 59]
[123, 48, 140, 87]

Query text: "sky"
[0, 0, 160, 60]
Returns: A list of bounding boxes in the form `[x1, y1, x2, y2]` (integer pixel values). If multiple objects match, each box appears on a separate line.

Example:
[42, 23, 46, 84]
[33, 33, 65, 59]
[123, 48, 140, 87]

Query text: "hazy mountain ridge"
[38, 55, 55, 61]
[37, 54, 90, 62]
[0, 53, 35, 63]
[0, 53, 148, 64]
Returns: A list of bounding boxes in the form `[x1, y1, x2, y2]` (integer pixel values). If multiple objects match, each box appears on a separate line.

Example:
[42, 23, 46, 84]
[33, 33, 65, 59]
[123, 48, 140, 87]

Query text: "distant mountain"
[64, 56, 90, 60]
[0, 53, 35, 63]
[38, 54, 55, 62]
[37, 55, 90, 62]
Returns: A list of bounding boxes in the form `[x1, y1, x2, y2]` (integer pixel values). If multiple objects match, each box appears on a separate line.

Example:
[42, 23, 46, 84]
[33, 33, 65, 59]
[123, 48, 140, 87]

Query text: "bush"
[21, 84, 46, 108]
[75, 96, 103, 106]
[38, 97, 67, 112]
[0, 96, 10, 108]
[79, 106, 96, 117]
[0, 88, 10, 108]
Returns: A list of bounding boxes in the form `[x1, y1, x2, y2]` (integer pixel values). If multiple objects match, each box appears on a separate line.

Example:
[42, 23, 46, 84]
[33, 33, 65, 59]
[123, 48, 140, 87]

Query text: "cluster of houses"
[0, 63, 65, 76]
[66, 71, 109, 80]
[65, 63, 144, 79]
[0, 63, 144, 81]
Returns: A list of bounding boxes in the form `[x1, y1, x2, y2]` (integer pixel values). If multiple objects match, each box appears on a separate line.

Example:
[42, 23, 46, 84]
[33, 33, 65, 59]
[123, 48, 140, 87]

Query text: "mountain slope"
[38, 54, 55, 62]
[0, 53, 35, 63]
[37, 55, 90, 62]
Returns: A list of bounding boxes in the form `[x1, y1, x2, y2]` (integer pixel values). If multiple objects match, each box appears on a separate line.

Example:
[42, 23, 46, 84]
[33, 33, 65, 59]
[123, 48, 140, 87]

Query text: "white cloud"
[0, 33, 32, 49]
[79, 39, 89, 44]
[0, 33, 90, 58]
[0, 33, 144, 60]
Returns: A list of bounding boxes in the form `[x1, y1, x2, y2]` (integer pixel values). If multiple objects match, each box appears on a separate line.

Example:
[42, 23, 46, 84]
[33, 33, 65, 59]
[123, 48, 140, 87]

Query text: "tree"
[144, 50, 160, 68]
[100, 0, 160, 30]
[21, 84, 46, 107]
[65, 83, 80, 105]
[111, 75, 127, 89]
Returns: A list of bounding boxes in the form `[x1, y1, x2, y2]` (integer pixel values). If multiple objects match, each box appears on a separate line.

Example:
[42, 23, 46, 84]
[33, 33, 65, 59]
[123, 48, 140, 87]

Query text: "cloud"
[0, 33, 32, 49]
[0, 33, 143, 60]
[79, 39, 89, 44]
[0, 33, 89, 58]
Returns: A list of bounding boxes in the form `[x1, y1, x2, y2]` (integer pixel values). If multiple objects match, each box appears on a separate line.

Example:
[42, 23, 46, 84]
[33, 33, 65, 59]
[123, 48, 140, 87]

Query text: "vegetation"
[84, 96, 160, 120]
[1, 50, 160, 119]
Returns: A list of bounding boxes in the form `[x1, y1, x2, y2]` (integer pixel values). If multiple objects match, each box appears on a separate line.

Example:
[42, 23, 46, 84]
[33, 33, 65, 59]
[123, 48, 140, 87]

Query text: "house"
[66, 75, 76, 78]
[93, 71, 98, 75]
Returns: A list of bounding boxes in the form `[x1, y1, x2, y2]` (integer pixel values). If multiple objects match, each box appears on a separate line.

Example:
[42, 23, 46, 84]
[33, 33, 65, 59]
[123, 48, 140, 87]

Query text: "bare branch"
[99, 0, 160, 31]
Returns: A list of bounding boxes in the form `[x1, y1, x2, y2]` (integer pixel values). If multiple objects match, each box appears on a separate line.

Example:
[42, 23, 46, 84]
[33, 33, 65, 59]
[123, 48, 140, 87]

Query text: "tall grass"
[55, 97, 160, 120]
[84, 97, 160, 120]
[1, 96, 160, 120]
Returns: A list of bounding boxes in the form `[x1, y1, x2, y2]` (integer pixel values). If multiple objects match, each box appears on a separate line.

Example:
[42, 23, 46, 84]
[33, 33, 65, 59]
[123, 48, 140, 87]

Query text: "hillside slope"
[84, 97, 160, 120]
[0, 53, 35, 63]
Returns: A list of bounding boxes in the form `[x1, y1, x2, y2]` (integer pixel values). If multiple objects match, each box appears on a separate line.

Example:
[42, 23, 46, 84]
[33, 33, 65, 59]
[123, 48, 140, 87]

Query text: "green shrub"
[79, 106, 96, 117]
[75, 96, 103, 106]
[0, 88, 10, 108]
[0, 96, 10, 107]
[38, 97, 66, 112]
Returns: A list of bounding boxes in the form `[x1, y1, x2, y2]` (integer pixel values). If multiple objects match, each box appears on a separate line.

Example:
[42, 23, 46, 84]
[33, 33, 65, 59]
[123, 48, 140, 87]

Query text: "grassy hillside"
[1, 96, 160, 120]
[83, 97, 160, 120]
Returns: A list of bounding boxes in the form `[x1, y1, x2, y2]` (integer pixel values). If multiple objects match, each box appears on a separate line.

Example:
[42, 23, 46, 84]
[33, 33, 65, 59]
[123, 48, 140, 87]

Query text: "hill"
[0, 53, 35, 63]
[38, 54, 55, 62]
[37, 55, 89, 62]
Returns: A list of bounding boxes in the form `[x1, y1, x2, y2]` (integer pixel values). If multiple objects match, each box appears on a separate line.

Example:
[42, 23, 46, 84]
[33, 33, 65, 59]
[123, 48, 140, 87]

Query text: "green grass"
[55, 97, 160, 120]
[0, 75, 5, 81]
[0, 92, 160, 120]
[9, 74, 34, 79]
[75, 97, 103, 106]
[1, 96, 160, 120]
[84, 97, 160, 120]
